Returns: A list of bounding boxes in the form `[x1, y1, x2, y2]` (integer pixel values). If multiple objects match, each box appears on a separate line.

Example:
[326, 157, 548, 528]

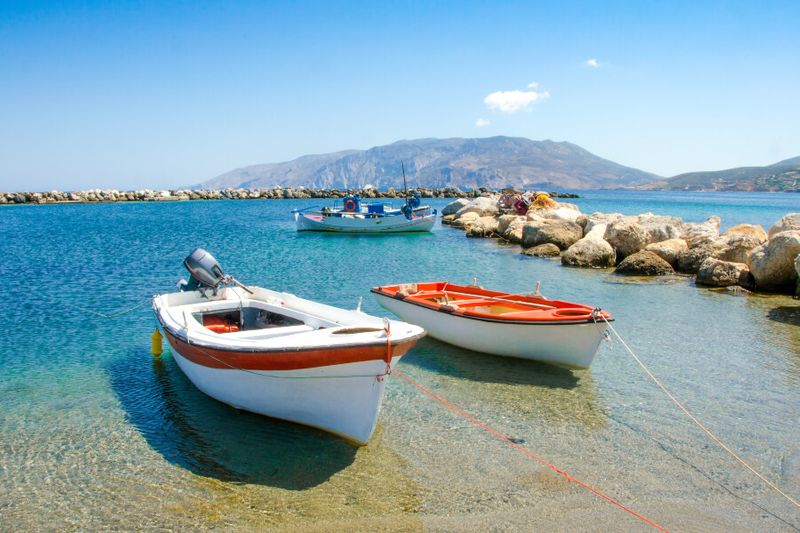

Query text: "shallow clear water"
[1, 193, 799, 531]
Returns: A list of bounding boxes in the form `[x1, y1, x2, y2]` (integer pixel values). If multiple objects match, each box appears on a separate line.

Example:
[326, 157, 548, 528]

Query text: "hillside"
[639, 157, 800, 192]
[200, 137, 660, 190]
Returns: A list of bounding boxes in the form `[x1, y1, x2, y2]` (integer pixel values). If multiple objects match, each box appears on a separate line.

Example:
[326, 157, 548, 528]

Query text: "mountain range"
[200, 136, 799, 192]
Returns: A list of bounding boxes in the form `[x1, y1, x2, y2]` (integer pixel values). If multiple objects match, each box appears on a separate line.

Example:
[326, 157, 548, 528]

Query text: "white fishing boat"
[294, 194, 436, 233]
[372, 282, 612, 369]
[153, 249, 425, 444]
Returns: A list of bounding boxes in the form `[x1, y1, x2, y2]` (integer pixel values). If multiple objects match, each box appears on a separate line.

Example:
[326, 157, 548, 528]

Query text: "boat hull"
[373, 292, 608, 368]
[295, 212, 435, 233]
[162, 328, 415, 445]
[171, 350, 399, 445]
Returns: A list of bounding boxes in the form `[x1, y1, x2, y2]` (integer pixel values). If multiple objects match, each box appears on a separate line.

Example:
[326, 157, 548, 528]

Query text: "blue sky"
[0, 0, 798, 190]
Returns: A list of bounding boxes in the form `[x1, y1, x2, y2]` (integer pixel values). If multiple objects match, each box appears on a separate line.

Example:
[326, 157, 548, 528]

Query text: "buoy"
[151, 328, 163, 357]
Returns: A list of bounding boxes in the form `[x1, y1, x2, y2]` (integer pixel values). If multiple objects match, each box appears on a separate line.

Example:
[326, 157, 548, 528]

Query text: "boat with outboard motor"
[372, 281, 612, 368]
[152, 248, 426, 444]
[293, 193, 436, 233]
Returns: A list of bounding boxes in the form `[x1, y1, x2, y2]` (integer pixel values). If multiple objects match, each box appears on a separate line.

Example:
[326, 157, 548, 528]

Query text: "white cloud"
[484, 84, 549, 113]
[586, 58, 599, 68]
[475, 118, 491, 128]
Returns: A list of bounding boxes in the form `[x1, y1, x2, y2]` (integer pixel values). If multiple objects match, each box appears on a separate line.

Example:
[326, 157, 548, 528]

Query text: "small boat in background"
[153, 249, 425, 444]
[372, 281, 612, 368]
[294, 193, 436, 233]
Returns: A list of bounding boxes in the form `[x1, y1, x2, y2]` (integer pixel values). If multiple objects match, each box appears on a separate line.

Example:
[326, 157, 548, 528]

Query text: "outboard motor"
[180, 248, 254, 295]
[182, 248, 226, 292]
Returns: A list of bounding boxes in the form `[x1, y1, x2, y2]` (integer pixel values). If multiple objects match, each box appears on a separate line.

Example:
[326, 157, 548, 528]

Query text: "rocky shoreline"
[0, 187, 579, 205]
[441, 194, 800, 296]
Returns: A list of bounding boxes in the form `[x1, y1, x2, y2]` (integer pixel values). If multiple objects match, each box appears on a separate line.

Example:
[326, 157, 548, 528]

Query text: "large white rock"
[683, 216, 721, 247]
[584, 213, 624, 234]
[455, 196, 499, 218]
[522, 219, 584, 250]
[441, 198, 470, 216]
[768, 213, 800, 238]
[561, 224, 615, 268]
[747, 230, 800, 291]
[638, 213, 684, 243]
[545, 206, 583, 222]
[503, 217, 527, 244]
[450, 211, 480, 228]
[604, 217, 649, 258]
[497, 214, 523, 235]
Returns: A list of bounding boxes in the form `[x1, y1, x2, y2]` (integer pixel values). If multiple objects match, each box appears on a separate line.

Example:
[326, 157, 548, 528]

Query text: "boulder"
[561, 225, 615, 268]
[544, 206, 583, 222]
[450, 211, 479, 228]
[585, 213, 624, 234]
[441, 214, 456, 225]
[604, 218, 649, 258]
[502, 217, 527, 244]
[676, 244, 718, 274]
[441, 198, 470, 216]
[638, 213, 684, 243]
[714, 232, 765, 264]
[521, 220, 583, 250]
[497, 214, 523, 235]
[747, 230, 800, 291]
[682, 216, 721, 247]
[695, 258, 754, 288]
[615, 250, 675, 276]
[465, 216, 500, 238]
[768, 213, 800, 238]
[645, 239, 688, 266]
[522, 243, 561, 257]
[455, 196, 499, 218]
[724, 224, 768, 242]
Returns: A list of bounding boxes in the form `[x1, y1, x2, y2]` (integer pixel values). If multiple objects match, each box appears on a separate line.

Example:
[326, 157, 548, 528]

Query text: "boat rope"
[72, 296, 152, 319]
[378, 317, 393, 382]
[393, 368, 669, 532]
[599, 315, 800, 510]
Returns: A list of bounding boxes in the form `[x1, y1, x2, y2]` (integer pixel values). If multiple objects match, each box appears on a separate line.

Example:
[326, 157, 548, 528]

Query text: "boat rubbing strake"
[153, 249, 425, 444]
[372, 282, 612, 368]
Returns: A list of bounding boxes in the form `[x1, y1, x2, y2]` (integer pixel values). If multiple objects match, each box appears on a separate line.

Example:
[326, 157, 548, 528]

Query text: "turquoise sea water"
[1, 192, 799, 531]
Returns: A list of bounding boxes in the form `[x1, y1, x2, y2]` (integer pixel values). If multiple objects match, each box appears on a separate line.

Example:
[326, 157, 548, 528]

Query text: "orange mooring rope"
[393, 368, 669, 532]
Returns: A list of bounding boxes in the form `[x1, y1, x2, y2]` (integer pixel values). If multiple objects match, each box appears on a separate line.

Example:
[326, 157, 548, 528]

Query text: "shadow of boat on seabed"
[106, 350, 357, 489]
[401, 337, 608, 430]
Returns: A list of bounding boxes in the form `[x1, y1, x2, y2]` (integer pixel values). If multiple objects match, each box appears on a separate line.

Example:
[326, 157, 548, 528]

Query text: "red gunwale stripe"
[163, 328, 419, 371]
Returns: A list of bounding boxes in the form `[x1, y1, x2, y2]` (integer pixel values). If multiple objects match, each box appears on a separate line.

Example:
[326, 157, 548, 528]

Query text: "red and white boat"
[372, 282, 612, 369]
[153, 249, 425, 445]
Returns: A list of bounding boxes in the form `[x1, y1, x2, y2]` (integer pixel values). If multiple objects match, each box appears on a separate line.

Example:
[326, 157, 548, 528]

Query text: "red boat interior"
[373, 282, 611, 323]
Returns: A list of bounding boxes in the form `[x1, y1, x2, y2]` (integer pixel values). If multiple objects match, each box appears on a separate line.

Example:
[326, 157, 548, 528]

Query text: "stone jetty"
[442, 193, 800, 296]
[0, 187, 579, 205]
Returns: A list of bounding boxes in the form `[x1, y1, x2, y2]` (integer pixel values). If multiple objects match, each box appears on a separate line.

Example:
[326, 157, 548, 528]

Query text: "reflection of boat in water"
[372, 281, 612, 369]
[153, 249, 425, 445]
[294, 193, 436, 233]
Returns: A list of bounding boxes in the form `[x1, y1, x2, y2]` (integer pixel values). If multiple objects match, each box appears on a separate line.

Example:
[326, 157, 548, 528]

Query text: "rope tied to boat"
[71, 296, 152, 319]
[377, 317, 393, 382]
[599, 315, 800, 511]
[393, 368, 669, 531]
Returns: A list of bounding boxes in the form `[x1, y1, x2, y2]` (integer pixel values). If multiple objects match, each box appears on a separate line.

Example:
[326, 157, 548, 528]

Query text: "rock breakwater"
[0, 187, 579, 205]
[442, 193, 800, 296]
